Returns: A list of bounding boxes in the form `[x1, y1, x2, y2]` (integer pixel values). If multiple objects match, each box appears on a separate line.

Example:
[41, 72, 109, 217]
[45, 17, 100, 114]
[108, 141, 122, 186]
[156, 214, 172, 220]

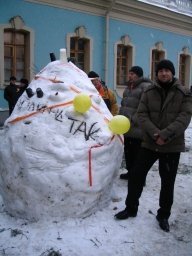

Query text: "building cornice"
[24, 0, 192, 36]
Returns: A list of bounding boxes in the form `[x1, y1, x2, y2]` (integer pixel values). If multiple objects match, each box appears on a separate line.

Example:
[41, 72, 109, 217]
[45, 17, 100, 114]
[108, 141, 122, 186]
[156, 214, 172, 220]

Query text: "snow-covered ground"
[0, 119, 191, 256]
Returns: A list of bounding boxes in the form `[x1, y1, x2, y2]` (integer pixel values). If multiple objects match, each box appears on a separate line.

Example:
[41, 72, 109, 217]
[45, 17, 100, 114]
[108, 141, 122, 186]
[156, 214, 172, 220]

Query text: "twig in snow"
[0, 247, 16, 255]
[94, 237, 102, 245]
[90, 239, 99, 247]
[169, 231, 191, 243]
[9, 228, 28, 240]
[40, 247, 62, 256]
[57, 231, 62, 240]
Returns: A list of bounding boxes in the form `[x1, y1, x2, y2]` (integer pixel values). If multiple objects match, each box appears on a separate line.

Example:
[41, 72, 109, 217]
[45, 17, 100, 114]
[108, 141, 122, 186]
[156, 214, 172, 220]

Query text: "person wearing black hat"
[88, 71, 118, 116]
[115, 60, 192, 232]
[19, 78, 29, 97]
[4, 76, 20, 116]
[119, 66, 153, 182]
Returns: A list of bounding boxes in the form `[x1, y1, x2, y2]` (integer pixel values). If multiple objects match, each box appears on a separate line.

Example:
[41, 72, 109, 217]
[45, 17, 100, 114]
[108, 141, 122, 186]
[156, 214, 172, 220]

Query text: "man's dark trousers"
[125, 147, 180, 219]
[124, 137, 142, 176]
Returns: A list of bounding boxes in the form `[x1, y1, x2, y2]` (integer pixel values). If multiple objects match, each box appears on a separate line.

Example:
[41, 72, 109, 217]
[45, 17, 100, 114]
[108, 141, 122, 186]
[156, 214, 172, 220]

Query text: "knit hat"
[88, 71, 99, 78]
[155, 59, 175, 76]
[10, 76, 16, 80]
[20, 78, 28, 85]
[129, 66, 143, 77]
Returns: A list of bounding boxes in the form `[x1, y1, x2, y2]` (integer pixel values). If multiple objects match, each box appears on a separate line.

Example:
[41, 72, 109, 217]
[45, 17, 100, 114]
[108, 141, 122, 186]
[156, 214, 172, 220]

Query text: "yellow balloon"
[108, 115, 130, 134]
[73, 93, 92, 113]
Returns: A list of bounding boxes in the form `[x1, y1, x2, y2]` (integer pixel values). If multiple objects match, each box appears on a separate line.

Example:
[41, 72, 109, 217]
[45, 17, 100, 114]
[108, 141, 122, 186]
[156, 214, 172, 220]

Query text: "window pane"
[154, 52, 160, 60]
[78, 53, 84, 62]
[78, 41, 84, 51]
[16, 47, 24, 58]
[4, 58, 13, 69]
[121, 68, 126, 76]
[181, 65, 185, 72]
[122, 58, 127, 66]
[117, 46, 120, 56]
[16, 60, 24, 69]
[4, 46, 13, 57]
[4, 32, 13, 44]
[16, 70, 24, 80]
[154, 62, 158, 70]
[77, 63, 84, 70]
[121, 77, 126, 84]
[70, 39, 75, 50]
[5, 70, 12, 80]
[122, 47, 127, 56]
[180, 56, 186, 64]
[15, 33, 24, 44]
[70, 53, 75, 58]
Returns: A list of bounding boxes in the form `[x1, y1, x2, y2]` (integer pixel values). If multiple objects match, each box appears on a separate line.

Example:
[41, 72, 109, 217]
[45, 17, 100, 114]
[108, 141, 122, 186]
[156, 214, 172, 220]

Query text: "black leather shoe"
[156, 215, 170, 232]
[120, 172, 129, 180]
[114, 209, 137, 220]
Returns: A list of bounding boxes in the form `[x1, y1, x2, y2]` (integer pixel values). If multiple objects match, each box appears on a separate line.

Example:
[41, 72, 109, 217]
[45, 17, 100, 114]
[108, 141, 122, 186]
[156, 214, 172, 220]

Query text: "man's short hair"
[10, 76, 16, 81]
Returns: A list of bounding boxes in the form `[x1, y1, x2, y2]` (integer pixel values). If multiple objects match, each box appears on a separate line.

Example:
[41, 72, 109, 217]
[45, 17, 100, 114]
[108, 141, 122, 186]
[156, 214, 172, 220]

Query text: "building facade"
[0, 0, 192, 109]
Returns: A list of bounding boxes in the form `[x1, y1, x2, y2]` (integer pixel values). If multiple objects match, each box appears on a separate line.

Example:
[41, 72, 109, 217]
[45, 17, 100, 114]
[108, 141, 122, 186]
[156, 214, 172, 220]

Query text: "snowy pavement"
[0, 121, 192, 256]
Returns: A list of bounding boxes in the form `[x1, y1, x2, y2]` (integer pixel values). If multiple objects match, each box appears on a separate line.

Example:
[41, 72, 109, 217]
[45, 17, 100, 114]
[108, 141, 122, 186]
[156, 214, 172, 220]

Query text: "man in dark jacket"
[4, 76, 20, 116]
[115, 60, 192, 232]
[119, 66, 152, 181]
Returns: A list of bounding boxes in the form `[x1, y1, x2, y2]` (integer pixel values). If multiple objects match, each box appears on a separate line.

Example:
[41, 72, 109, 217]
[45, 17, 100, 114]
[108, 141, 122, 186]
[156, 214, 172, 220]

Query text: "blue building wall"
[0, 0, 191, 108]
[107, 20, 192, 91]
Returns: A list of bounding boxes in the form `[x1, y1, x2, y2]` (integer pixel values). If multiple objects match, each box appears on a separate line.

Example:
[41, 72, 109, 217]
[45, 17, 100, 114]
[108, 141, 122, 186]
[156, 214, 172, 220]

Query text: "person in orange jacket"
[88, 71, 118, 116]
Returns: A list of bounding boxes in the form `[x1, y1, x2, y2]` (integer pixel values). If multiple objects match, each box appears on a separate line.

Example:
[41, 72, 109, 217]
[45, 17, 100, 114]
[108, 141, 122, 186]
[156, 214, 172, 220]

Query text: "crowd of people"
[88, 60, 192, 233]
[4, 59, 192, 233]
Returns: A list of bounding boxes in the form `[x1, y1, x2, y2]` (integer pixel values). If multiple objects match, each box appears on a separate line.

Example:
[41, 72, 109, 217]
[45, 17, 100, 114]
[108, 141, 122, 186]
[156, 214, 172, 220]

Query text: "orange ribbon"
[8, 101, 73, 123]
[88, 135, 115, 186]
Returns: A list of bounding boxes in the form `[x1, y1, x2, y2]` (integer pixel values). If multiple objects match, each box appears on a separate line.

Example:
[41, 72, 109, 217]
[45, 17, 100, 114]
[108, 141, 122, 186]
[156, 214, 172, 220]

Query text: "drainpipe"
[105, 0, 117, 85]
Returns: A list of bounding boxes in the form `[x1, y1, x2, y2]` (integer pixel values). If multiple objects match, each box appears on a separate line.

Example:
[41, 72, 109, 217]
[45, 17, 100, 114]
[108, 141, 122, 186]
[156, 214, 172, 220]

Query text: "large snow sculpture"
[0, 50, 124, 221]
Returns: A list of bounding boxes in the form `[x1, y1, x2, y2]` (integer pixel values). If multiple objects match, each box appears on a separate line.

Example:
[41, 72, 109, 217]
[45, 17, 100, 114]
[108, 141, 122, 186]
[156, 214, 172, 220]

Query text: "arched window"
[66, 26, 93, 73]
[0, 16, 34, 88]
[114, 35, 135, 98]
[117, 45, 129, 85]
[150, 42, 167, 82]
[70, 38, 87, 71]
[4, 30, 26, 81]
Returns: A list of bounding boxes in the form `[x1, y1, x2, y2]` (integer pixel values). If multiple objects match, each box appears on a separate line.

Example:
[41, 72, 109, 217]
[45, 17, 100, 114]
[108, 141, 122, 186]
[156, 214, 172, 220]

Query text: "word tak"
[68, 117, 100, 141]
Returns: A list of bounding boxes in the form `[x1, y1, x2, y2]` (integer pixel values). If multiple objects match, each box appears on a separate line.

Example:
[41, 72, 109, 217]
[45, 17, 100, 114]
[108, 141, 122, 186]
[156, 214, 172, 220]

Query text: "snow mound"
[0, 60, 123, 221]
